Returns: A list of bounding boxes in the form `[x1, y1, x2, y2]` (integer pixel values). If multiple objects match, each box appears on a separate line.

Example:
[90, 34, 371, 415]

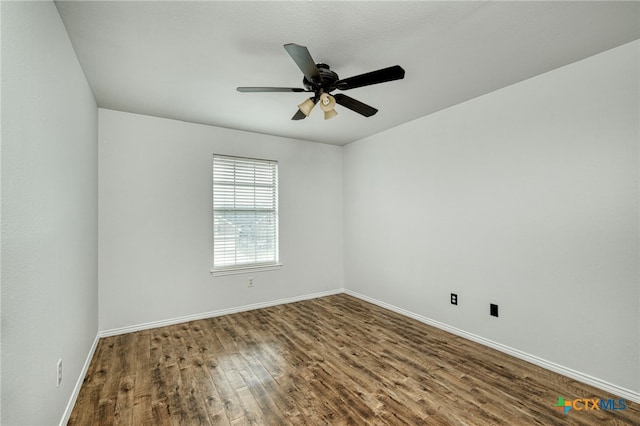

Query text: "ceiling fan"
[237, 43, 405, 120]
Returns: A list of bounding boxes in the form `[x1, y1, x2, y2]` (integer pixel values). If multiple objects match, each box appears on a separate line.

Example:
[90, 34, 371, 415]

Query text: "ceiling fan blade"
[283, 43, 323, 84]
[237, 87, 308, 93]
[333, 94, 378, 117]
[335, 65, 405, 91]
[291, 109, 307, 120]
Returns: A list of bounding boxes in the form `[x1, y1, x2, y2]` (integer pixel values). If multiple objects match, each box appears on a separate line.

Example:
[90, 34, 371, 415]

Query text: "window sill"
[210, 264, 283, 277]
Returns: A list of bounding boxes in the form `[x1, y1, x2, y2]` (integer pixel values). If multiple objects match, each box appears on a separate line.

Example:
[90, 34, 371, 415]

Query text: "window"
[212, 155, 280, 274]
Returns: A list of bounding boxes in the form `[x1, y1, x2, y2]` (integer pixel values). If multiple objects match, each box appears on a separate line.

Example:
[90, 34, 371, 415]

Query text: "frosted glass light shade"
[319, 93, 336, 112]
[298, 98, 315, 116]
[319, 93, 337, 119]
[324, 109, 338, 120]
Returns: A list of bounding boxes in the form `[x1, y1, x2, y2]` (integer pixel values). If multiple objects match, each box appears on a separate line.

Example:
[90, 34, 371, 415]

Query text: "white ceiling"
[55, 1, 640, 146]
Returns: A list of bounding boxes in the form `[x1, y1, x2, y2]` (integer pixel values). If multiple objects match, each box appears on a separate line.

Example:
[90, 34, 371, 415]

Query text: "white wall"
[98, 109, 343, 331]
[1, 2, 99, 425]
[344, 41, 639, 394]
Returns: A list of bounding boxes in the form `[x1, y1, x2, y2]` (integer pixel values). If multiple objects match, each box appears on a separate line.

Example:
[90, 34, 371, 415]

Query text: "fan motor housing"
[303, 63, 339, 93]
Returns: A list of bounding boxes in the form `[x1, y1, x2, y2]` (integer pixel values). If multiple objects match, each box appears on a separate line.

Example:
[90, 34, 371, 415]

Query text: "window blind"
[213, 155, 279, 271]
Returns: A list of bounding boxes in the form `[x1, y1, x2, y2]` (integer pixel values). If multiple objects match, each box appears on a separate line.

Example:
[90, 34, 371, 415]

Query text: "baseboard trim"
[59, 333, 100, 426]
[98, 288, 344, 338]
[344, 289, 640, 404]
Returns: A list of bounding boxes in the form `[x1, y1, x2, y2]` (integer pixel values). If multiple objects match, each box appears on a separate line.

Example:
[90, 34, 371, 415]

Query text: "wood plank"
[97, 336, 127, 423]
[131, 330, 153, 426]
[184, 321, 231, 424]
[68, 337, 113, 426]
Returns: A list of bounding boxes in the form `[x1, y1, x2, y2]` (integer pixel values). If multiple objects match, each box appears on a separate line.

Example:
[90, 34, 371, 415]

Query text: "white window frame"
[211, 154, 281, 276]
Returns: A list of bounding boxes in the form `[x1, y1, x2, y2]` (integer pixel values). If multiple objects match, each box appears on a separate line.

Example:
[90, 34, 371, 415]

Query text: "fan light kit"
[237, 43, 405, 121]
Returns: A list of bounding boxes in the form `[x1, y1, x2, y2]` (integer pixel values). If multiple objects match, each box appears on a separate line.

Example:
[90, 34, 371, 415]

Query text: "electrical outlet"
[451, 293, 458, 305]
[490, 304, 499, 317]
[248, 277, 254, 287]
[57, 359, 63, 388]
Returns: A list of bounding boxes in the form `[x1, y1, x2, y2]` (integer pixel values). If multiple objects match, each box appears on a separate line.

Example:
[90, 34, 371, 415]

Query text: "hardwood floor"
[69, 294, 639, 425]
